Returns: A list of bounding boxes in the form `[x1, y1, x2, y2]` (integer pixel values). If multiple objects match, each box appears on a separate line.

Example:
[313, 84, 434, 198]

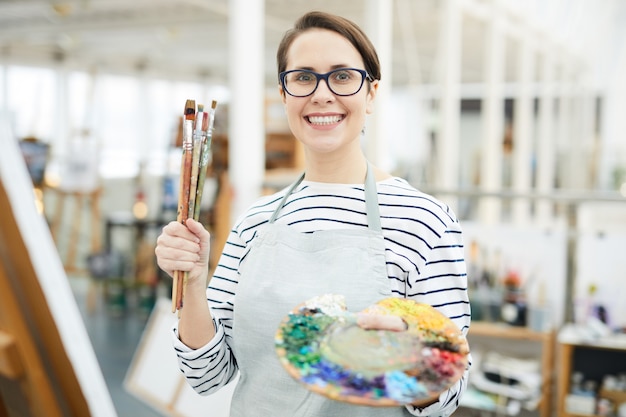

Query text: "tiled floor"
[69, 276, 165, 417]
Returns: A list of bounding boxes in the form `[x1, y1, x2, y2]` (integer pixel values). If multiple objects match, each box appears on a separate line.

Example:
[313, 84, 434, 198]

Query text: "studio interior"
[1, 1, 626, 416]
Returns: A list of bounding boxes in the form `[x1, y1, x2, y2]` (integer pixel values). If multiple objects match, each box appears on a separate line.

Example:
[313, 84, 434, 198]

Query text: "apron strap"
[364, 162, 382, 232]
[269, 162, 381, 232]
[269, 173, 304, 224]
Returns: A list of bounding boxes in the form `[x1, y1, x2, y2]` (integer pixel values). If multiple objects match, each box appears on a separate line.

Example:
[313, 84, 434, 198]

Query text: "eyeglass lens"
[282, 69, 365, 97]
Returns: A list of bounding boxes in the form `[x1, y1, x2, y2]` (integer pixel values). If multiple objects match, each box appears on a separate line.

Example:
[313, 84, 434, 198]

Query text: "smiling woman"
[155, 10, 471, 417]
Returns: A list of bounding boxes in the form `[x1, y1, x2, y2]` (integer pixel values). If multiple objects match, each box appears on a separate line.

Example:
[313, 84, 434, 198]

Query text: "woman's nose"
[310, 79, 335, 103]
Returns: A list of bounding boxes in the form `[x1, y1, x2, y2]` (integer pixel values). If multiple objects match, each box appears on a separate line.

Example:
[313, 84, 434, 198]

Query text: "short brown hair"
[276, 11, 381, 82]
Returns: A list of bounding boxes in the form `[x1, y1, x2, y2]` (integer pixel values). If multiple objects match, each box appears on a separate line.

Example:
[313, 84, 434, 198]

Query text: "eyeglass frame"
[279, 67, 374, 98]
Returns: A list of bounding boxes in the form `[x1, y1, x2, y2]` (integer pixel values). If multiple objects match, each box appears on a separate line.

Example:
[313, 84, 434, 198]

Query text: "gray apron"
[231, 164, 413, 416]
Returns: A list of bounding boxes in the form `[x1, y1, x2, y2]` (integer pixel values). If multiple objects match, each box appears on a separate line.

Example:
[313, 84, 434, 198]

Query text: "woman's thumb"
[186, 218, 210, 243]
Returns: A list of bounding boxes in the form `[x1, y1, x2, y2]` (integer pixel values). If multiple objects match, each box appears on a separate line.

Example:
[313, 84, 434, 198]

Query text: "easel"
[124, 298, 236, 417]
[0, 182, 91, 416]
[48, 186, 103, 273]
[0, 120, 116, 417]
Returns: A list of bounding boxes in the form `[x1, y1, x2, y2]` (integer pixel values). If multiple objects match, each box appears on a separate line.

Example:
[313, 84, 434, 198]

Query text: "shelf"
[265, 132, 304, 171]
[466, 321, 555, 417]
[557, 341, 626, 417]
[559, 390, 626, 417]
[470, 321, 553, 341]
[599, 388, 626, 406]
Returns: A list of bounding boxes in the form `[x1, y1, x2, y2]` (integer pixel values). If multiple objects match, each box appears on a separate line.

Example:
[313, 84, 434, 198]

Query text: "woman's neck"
[303, 153, 368, 184]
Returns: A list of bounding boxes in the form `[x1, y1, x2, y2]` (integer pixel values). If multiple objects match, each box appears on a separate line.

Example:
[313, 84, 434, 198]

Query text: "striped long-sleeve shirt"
[173, 176, 472, 417]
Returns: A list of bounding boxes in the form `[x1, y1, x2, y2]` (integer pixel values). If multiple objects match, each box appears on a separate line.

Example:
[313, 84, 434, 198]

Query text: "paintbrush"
[188, 103, 205, 219]
[179, 104, 207, 313]
[193, 100, 217, 221]
[172, 99, 195, 313]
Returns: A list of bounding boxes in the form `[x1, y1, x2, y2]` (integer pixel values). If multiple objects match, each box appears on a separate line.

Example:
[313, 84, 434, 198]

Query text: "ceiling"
[1, 0, 624, 90]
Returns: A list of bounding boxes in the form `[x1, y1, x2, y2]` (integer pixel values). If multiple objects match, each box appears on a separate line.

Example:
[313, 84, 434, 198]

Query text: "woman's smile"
[305, 113, 345, 127]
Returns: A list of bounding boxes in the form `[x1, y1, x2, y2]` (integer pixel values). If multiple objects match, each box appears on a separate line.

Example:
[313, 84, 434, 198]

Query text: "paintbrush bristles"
[184, 99, 196, 120]
[208, 101, 217, 132]
[195, 107, 205, 133]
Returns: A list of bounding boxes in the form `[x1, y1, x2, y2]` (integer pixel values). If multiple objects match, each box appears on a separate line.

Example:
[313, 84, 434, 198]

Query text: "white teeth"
[308, 115, 342, 125]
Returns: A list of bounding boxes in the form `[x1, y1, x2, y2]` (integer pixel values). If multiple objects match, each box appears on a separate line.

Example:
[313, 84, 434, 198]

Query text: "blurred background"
[2, 0, 626, 416]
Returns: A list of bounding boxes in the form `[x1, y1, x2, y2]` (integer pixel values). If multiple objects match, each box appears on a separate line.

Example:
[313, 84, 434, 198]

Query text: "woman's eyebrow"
[289, 64, 354, 72]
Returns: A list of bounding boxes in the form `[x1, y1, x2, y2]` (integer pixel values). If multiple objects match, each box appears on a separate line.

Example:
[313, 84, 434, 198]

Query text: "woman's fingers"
[160, 221, 200, 244]
[356, 313, 408, 332]
[155, 246, 199, 272]
[185, 219, 211, 264]
[185, 219, 210, 242]
[155, 220, 208, 277]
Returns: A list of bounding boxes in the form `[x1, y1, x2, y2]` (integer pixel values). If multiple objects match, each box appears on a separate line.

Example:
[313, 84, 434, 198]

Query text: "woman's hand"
[154, 219, 211, 283]
[157, 219, 215, 347]
[356, 313, 408, 332]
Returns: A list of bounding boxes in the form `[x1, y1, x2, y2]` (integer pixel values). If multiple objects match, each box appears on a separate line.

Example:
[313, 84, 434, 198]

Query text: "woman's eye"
[333, 71, 351, 81]
[295, 73, 314, 82]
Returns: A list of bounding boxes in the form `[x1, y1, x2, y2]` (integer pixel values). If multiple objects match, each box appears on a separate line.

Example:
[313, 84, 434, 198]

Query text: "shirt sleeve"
[404, 217, 472, 416]
[170, 229, 244, 395]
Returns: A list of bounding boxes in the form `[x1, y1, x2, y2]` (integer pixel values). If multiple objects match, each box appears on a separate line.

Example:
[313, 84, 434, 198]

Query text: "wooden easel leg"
[50, 191, 65, 244]
[65, 193, 83, 272]
[87, 190, 102, 314]
[90, 189, 102, 254]
[167, 376, 187, 413]
[0, 393, 8, 417]
[86, 281, 100, 315]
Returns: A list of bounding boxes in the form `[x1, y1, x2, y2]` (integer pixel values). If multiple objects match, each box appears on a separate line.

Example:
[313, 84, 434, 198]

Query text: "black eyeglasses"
[279, 68, 373, 97]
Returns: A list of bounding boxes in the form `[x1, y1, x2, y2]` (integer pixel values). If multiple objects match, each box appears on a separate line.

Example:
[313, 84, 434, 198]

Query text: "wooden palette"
[274, 294, 468, 406]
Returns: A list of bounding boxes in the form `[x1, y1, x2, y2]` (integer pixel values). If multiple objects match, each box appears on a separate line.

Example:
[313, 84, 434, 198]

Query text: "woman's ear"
[365, 80, 379, 115]
[279, 84, 287, 104]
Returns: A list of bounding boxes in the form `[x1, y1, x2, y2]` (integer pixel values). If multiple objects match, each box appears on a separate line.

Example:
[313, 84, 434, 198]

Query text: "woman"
[155, 10, 471, 417]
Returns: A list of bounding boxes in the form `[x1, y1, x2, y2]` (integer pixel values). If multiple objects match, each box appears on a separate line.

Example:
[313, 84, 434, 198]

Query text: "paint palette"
[274, 294, 469, 406]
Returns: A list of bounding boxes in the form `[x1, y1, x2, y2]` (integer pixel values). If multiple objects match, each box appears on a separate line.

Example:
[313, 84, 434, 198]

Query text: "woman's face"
[280, 28, 378, 157]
